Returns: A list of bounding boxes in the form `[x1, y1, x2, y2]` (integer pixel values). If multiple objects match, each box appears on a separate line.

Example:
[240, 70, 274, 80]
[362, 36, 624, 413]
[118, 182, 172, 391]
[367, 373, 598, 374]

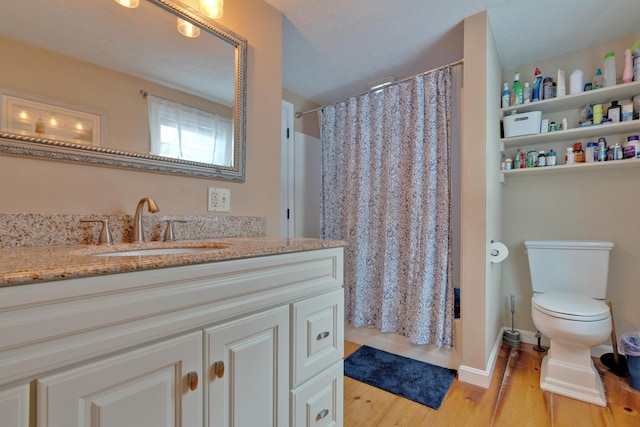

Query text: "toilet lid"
[532, 292, 610, 321]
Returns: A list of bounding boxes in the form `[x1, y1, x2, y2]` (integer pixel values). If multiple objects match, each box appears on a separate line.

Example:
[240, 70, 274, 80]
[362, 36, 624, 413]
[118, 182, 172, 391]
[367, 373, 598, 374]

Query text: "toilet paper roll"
[490, 242, 509, 263]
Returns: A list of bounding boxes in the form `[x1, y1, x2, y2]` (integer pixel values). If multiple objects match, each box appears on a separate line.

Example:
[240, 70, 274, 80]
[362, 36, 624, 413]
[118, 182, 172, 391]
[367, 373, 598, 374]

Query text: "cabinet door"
[37, 331, 202, 427]
[0, 383, 30, 427]
[205, 306, 289, 427]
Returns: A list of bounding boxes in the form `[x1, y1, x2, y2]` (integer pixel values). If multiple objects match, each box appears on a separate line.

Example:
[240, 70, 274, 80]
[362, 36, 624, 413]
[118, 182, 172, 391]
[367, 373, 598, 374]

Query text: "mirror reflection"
[0, 0, 247, 181]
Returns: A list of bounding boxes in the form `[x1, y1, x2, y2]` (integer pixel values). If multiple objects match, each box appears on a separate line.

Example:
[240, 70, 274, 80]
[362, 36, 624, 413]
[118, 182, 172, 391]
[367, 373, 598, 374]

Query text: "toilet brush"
[503, 295, 521, 347]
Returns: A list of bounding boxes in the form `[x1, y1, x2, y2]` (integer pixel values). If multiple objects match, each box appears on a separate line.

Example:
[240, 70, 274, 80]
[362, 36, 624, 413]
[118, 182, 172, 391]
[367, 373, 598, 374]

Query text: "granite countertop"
[0, 237, 345, 287]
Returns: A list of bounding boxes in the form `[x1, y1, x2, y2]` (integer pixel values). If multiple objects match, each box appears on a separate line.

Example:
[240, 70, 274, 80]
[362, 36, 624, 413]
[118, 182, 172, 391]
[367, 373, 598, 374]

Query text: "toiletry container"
[570, 69, 584, 95]
[532, 67, 543, 102]
[623, 48, 633, 83]
[593, 104, 603, 124]
[625, 135, 640, 159]
[633, 39, 640, 82]
[607, 101, 622, 123]
[513, 72, 523, 105]
[593, 68, 604, 89]
[557, 69, 566, 97]
[502, 83, 510, 108]
[603, 52, 616, 87]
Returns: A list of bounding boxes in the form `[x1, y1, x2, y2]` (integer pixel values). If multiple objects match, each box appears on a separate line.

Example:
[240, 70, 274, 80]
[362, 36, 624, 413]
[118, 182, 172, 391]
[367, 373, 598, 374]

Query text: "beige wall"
[0, 0, 283, 236]
[501, 32, 640, 336]
[282, 89, 321, 139]
[461, 12, 488, 372]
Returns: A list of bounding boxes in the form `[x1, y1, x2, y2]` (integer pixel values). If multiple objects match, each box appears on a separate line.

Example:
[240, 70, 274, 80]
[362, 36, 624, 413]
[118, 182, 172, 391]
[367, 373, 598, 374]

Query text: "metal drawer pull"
[187, 371, 198, 391]
[213, 361, 225, 379]
[316, 409, 329, 421]
[316, 331, 330, 340]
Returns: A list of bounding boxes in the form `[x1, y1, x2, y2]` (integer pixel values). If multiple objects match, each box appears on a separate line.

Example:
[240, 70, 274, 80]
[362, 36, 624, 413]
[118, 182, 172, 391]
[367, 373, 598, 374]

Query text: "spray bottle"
[513, 71, 523, 105]
[531, 67, 543, 102]
[501, 83, 510, 108]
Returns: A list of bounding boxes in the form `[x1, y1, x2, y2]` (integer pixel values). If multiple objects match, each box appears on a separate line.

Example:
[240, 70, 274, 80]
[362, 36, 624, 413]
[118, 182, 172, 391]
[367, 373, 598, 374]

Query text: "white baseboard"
[457, 326, 504, 389]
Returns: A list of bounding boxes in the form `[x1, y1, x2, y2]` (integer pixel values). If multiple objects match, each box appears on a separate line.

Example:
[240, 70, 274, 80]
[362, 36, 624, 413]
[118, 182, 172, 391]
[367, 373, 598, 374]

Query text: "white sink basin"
[90, 242, 232, 257]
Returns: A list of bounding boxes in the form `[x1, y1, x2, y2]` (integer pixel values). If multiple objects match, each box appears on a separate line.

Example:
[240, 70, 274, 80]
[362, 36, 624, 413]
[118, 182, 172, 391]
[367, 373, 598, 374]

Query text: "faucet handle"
[81, 219, 114, 245]
[164, 220, 188, 242]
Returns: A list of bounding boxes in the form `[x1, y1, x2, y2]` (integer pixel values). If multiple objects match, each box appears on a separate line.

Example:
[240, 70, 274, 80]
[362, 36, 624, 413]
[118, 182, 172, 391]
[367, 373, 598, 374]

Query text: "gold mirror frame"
[0, 0, 247, 181]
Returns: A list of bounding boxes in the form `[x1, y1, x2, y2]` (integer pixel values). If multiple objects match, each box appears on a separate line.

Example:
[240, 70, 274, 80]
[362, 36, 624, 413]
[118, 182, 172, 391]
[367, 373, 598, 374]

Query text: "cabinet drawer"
[290, 361, 343, 427]
[291, 289, 344, 387]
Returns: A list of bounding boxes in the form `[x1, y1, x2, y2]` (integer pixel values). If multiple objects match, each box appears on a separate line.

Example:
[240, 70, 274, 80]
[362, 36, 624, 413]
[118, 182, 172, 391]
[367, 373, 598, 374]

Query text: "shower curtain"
[320, 67, 454, 347]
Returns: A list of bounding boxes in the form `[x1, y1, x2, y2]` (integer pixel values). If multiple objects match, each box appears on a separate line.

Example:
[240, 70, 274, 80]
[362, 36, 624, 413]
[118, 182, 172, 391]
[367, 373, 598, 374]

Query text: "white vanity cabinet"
[0, 247, 344, 427]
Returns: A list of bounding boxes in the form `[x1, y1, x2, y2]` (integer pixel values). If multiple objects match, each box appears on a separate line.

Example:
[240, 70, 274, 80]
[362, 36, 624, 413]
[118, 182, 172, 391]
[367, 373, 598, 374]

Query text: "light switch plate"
[208, 187, 230, 212]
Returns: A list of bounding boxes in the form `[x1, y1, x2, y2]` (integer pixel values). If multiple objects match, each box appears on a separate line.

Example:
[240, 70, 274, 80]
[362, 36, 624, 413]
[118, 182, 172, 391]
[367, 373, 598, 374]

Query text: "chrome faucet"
[133, 197, 159, 243]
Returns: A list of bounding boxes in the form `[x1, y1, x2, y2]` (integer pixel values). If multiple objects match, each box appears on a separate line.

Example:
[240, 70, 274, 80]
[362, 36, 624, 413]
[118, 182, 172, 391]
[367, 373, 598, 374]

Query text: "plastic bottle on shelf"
[513, 72, 523, 105]
[603, 52, 617, 87]
[586, 142, 597, 163]
[565, 147, 575, 165]
[633, 39, 640, 82]
[573, 142, 585, 163]
[624, 135, 639, 159]
[537, 150, 546, 167]
[501, 83, 511, 108]
[570, 69, 584, 94]
[593, 68, 604, 89]
[523, 82, 531, 103]
[547, 149, 557, 166]
[532, 67, 543, 102]
[608, 100, 622, 123]
[623, 48, 633, 83]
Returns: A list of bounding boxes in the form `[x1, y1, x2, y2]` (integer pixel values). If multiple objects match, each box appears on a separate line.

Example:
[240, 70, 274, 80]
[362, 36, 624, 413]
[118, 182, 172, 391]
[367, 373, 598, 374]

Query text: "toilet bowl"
[524, 240, 614, 407]
[531, 292, 611, 406]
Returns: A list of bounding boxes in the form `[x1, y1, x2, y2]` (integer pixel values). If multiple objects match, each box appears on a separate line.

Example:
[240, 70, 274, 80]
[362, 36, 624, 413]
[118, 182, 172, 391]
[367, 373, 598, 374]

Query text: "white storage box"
[503, 111, 542, 138]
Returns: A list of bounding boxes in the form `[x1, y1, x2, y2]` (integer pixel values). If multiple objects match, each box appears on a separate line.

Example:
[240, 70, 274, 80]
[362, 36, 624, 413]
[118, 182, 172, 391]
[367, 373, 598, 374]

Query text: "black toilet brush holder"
[503, 295, 521, 347]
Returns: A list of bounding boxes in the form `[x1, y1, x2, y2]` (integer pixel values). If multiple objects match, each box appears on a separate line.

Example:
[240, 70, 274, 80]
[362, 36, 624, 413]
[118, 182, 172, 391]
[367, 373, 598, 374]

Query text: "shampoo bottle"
[531, 67, 543, 102]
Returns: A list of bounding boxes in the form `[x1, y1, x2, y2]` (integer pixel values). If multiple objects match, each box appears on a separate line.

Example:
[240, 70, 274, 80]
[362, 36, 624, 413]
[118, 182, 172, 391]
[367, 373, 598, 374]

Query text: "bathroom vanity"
[0, 238, 344, 427]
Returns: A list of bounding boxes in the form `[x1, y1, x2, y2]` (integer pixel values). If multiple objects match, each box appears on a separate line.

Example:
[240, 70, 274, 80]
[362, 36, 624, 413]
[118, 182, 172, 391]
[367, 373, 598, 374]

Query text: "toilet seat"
[532, 292, 610, 321]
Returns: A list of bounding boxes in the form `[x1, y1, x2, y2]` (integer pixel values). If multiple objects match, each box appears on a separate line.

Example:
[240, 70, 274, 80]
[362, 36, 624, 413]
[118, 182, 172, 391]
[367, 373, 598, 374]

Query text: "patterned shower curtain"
[320, 67, 454, 347]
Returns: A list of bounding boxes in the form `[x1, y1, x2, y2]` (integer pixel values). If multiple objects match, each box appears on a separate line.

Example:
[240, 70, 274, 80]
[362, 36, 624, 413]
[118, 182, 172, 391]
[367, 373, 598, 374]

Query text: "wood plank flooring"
[344, 341, 640, 426]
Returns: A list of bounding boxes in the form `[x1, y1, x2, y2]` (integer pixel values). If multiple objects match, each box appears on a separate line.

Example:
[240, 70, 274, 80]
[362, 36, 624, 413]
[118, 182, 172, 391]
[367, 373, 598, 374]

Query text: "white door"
[37, 332, 203, 427]
[205, 306, 289, 427]
[280, 100, 295, 238]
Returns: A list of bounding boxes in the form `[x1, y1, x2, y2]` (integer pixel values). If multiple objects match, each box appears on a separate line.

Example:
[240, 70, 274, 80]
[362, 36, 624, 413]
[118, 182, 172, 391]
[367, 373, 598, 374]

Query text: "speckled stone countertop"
[0, 237, 345, 287]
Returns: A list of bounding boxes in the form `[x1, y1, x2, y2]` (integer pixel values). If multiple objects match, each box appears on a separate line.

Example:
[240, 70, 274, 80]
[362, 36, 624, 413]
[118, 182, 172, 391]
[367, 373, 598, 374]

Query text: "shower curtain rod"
[295, 58, 463, 118]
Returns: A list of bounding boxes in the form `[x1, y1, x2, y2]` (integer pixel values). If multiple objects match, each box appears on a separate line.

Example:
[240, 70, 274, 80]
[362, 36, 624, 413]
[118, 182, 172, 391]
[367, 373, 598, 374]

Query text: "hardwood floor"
[344, 341, 640, 426]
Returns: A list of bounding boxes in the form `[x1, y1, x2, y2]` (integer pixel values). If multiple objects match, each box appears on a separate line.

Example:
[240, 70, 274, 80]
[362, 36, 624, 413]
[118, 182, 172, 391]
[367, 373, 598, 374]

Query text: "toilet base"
[540, 354, 606, 406]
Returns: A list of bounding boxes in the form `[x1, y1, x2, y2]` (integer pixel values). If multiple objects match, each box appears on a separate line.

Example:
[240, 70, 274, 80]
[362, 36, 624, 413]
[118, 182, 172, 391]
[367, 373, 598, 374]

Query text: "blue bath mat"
[344, 345, 456, 409]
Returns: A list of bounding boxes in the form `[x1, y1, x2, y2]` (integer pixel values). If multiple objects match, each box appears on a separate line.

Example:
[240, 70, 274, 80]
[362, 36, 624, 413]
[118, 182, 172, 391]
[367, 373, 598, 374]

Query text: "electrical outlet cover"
[208, 187, 230, 212]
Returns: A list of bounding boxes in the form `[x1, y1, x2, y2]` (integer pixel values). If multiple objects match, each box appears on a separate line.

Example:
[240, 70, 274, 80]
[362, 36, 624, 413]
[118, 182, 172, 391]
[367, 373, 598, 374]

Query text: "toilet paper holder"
[489, 240, 509, 263]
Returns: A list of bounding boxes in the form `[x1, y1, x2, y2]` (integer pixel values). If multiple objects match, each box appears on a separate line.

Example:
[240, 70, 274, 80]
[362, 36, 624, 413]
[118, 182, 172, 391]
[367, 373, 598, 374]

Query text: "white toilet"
[524, 239, 613, 406]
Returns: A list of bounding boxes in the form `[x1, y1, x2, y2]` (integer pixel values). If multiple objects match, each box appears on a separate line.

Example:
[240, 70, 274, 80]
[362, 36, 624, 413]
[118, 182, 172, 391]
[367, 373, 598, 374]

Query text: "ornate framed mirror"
[0, 0, 247, 181]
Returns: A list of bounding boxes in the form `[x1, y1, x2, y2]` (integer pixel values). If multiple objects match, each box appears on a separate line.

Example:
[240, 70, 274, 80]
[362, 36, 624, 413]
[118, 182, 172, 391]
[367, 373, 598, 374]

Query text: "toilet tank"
[524, 240, 614, 299]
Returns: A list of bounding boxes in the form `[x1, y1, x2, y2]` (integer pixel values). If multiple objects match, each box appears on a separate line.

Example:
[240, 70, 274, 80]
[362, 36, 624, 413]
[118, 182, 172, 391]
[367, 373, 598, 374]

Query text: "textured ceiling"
[267, 0, 640, 106]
